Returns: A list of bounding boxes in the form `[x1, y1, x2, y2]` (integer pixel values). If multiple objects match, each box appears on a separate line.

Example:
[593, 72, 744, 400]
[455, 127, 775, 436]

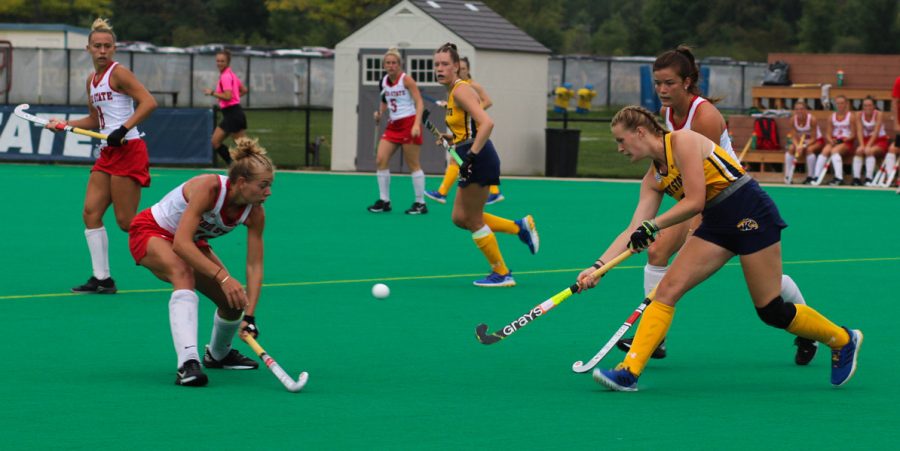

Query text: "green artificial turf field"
[1, 163, 897, 450]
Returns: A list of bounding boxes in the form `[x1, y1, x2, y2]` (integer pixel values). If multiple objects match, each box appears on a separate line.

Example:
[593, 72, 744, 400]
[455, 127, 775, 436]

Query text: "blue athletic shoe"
[485, 192, 505, 205]
[514, 215, 539, 254]
[831, 328, 863, 387]
[593, 365, 639, 392]
[424, 190, 447, 204]
[473, 272, 516, 287]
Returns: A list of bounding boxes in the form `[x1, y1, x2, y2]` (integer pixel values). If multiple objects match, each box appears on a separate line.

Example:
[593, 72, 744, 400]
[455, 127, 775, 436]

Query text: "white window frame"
[407, 56, 439, 86]
[362, 55, 384, 86]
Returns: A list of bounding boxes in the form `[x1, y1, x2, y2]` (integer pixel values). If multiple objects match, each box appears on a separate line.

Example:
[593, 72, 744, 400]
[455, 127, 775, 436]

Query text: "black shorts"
[218, 105, 247, 133]
[693, 178, 787, 255]
[456, 139, 501, 188]
[894, 133, 899, 147]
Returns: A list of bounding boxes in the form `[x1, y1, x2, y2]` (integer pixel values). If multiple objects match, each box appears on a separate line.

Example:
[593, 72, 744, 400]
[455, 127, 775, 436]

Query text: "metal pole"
[189, 53, 194, 108]
[245, 56, 251, 108]
[606, 59, 612, 108]
[305, 57, 312, 166]
[66, 49, 71, 105]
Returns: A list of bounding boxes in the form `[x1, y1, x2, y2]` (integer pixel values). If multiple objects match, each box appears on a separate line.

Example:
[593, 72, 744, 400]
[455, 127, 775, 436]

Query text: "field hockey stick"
[422, 109, 463, 165]
[785, 134, 806, 183]
[737, 134, 753, 162]
[421, 93, 447, 107]
[241, 333, 308, 393]
[871, 160, 887, 186]
[881, 160, 898, 187]
[794, 134, 807, 158]
[15, 103, 111, 141]
[812, 156, 831, 185]
[570, 287, 656, 373]
[475, 250, 633, 345]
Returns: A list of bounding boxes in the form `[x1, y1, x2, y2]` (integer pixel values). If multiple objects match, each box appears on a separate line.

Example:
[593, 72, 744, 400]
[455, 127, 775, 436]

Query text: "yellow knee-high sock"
[786, 304, 850, 349]
[483, 213, 519, 235]
[489, 185, 500, 194]
[438, 164, 460, 196]
[472, 226, 509, 275]
[622, 301, 674, 376]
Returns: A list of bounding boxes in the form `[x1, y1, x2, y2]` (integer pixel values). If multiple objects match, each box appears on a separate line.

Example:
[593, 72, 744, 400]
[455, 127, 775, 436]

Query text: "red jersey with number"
[89, 62, 141, 140]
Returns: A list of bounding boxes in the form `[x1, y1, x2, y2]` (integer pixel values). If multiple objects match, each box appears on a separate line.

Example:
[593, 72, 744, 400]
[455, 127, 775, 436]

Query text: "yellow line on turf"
[2, 256, 898, 301]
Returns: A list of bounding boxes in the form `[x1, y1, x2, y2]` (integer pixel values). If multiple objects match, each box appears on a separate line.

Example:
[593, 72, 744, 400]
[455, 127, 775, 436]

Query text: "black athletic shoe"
[794, 336, 818, 366]
[175, 359, 208, 387]
[203, 346, 259, 370]
[405, 202, 428, 215]
[71, 276, 117, 294]
[367, 199, 392, 213]
[802, 177, 815, 185]
[851, 178, 863, 186]
[827, 177, 844, 186]
[615, 337, 667, 359]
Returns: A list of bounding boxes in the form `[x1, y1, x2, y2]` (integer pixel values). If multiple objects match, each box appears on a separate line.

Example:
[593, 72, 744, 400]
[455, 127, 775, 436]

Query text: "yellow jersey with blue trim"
[445, 79, 473, 145]
[654, 133, 746, 201]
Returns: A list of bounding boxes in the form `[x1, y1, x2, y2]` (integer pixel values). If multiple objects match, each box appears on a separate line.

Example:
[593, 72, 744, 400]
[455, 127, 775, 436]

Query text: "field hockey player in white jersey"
[367, 48, 428, 215]
[45, 18, 157, 295]
[615, 46, 817, 366]
[128, 137, 272, 386]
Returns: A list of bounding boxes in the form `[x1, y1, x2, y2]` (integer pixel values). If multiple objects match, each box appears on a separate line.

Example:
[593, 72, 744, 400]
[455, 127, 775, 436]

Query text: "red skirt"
[381, 115, 423, 145]
[92, 139, 151, 187]
[128, 209, 210, 264]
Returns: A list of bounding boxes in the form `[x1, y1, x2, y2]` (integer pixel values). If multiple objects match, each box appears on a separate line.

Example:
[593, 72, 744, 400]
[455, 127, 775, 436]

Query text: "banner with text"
[0, 105, 212, 164]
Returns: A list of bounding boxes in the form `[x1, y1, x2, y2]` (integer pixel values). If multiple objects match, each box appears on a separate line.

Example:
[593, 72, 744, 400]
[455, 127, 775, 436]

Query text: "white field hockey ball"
[372, 283, 390, 299]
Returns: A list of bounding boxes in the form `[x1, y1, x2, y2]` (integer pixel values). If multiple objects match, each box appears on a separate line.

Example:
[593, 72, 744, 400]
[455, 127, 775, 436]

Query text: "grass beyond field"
[244, 108, 637, 178]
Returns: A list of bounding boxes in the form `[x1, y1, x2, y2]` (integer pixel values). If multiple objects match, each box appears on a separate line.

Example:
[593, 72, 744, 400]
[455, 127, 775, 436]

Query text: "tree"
[797, 0, 836, 52]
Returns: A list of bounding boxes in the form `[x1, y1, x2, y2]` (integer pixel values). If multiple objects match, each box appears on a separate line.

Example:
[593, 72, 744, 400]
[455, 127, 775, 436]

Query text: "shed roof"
[410, 0, 550, 54]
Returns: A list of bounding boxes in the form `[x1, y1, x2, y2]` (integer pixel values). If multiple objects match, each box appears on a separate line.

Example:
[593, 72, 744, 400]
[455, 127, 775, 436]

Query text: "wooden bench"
[752, 53, 900, 112]
[728, 114, 896, 183]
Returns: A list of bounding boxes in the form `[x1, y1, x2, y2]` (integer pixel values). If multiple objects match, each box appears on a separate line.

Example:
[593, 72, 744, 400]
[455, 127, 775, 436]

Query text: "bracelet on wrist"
[214, 267, 223, 280]
[219, 275, 230, 285]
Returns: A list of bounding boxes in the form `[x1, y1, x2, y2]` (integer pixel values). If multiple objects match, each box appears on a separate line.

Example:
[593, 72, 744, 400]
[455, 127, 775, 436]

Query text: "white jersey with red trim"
[831, 112, 854, 139]
[381, 73, 416, 121]
[793, 113, 823, 140]
[89, 62, 141, 140]
[664, 96, 737, 160]
[860, 111, 886, 138]
[150, 175, 253, 241]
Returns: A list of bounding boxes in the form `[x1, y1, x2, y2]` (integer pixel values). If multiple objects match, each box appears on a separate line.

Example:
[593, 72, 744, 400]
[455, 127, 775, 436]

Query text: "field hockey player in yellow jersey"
[433, 43, 539, 287]
[616, 46, 816, 365]
[425, 56, 504, 205]
[577, 106, 862, 391]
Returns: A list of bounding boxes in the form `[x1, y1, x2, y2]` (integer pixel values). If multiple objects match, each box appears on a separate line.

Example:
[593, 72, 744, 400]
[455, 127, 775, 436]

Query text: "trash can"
[545, 128, 581, 177]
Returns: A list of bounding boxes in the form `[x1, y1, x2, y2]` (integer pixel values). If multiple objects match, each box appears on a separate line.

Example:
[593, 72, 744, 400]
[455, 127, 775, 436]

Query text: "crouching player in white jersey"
[46, 18, 157, 294]
[128, 137, 272, 386]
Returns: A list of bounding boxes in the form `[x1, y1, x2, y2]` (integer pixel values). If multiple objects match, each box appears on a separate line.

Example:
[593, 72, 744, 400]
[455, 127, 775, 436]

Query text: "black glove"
[628, 220, 659, 252]
[106, 125, 129, 147]
[242, 315, 259, 338]
[459, 152, 476, 183]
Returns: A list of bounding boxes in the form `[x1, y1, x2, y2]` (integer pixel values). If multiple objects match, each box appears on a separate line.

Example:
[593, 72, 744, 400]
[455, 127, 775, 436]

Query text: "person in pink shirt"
[204, 49, 248, 165]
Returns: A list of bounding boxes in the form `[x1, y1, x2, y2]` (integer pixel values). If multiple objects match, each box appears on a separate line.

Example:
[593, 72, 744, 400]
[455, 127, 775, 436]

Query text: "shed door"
[356, 49, 448, 174]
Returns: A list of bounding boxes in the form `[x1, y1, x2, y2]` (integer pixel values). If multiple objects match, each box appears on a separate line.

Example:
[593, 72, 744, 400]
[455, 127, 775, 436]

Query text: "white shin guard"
[208, 311, 242, 361]
[169, 289, 200, 368]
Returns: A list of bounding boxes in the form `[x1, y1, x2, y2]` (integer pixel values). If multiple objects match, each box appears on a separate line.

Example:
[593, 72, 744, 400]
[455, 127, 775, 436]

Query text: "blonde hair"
[384, 47, 402, 64]
[227, 137, 274, 182]
[89, 18, 116, 43]
[611, 106, 667, 136]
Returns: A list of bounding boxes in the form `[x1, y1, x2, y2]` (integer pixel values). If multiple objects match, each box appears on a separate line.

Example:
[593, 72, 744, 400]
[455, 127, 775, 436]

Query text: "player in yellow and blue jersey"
[432, 43, 539, 287]
[576, 106, 862, 391]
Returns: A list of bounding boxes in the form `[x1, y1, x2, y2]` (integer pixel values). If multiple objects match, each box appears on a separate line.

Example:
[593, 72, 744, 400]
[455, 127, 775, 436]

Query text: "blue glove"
[628, 220, 659, 252]
[106, 125, 129, 147]
[459, 152, 476, 183]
